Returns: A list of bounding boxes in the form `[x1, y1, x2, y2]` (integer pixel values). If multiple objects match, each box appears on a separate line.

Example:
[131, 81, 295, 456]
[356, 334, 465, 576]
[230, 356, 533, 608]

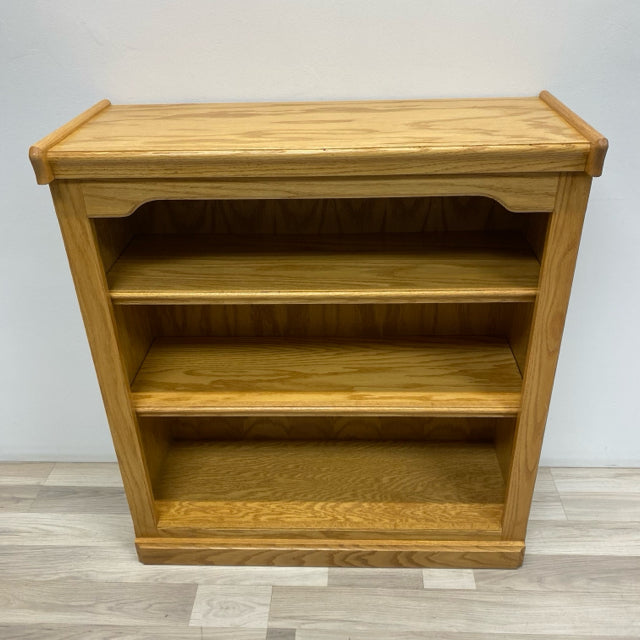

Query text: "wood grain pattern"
[494, 419, 515, 484]
[0, 625, 208, 640]
[475, 554, 640, 593]
[559, 493, 640, 522]
[135, 393, 521, 418]
[152, 441, 504, 538]
[502, 174, 593, 540]
[157, 440, 504, 502]
[44, 463, 123, 487]
[37, 97, 592, 181]
[143, 302, 516, 339]
[0, 513, 134, 546]
[0, 544, 328, 585]
[119, 194, 531, 235]
[267, 628, 295, 640]
[131, 337, 522, 416]
[49, 181, 157, 535]
[267, 586, 640, 635]
[523, 520, 640, 556]
[550, 467, 640, 493]
[539, 91, 608, 177]
[0, 486, 39, 512]
[422, 568, 476, 590]
[138, 418, 171, 490]
[141, 416, 504, 443]
[29, 99, 111, 184]
[156, 499, 502, 539]
[92, 214, 137, 272]
[81, 175, 559, 217]
[294, 632, 633, 640]
[528, 491, 567, 522]
[136, 538, 523, 569]
[190, 585, 272, 628]
[328, 567, 423, 589]
[0, 579, 196, 626]
[0, 463, 54, 486]
[507, 300, 534, 374]
[28, 486, 128, 514]
[112, 305, 154, 383]
[107, 232, 540, 305]
[532, 467, 558, 493]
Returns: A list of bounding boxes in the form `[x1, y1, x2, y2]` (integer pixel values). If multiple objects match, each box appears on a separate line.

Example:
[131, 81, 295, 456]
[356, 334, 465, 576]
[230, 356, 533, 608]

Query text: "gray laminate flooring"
[0, 463, 638, 639]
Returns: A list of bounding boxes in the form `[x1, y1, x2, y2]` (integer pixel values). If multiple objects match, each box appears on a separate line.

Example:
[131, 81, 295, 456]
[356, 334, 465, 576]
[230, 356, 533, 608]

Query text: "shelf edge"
[110, 290, 538, 305]
[132, 392, 522, 417]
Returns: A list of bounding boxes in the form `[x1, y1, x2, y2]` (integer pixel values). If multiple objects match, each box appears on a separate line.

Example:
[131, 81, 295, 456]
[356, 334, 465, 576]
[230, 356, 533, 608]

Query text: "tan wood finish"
[81, 174, 559, 217]
[539, 91, 608, 176]
[31, 93, 606, 568]
[107, 233, 540, 305]
[495, 419, 516, 484]
[136, 538, 524, 569]
[48, 181, 157, 535]
[40, 97, 592, 182]
[140, 303, 518, 339]
[502, 173, 593, 540]
[131, 337, 522, 417]
[112, 305, 154, 383]
[153, 441, 504, 535]
[138, 418, 171, 490]
[29, 100, 111, 185]
[140, 416, 505, 442]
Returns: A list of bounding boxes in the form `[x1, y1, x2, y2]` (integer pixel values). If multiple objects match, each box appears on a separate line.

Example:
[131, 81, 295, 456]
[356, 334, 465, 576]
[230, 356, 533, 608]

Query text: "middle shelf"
[131, 336, 522, 416]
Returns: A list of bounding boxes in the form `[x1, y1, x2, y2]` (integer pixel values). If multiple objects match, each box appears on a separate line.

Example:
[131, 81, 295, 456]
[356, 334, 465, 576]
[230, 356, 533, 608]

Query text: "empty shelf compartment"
[153, 439, 506, 536]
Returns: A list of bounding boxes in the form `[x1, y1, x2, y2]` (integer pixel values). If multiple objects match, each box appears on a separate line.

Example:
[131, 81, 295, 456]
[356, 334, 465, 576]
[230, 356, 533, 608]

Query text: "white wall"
[1, 1, 639, 464]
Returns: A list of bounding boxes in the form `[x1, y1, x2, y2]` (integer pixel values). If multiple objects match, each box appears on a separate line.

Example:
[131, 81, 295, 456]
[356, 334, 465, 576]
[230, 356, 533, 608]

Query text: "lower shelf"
[153, 440, 505, 537]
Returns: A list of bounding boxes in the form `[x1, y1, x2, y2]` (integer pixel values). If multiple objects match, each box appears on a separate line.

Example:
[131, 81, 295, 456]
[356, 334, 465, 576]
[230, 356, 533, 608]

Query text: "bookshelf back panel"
[130, 302, 523, 338]
[140, 415, 512, 443]
[133, 196, 527, 234]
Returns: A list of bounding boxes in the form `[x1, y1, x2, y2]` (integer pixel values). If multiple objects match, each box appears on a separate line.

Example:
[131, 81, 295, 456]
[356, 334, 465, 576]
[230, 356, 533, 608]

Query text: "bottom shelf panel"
[136, 537, 524, 568]
[154, 440, 506, 537]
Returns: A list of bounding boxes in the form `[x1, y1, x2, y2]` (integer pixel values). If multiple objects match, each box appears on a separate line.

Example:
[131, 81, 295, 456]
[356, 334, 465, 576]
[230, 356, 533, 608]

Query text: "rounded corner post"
[29, 144, 53, 185]
[28, 99, 112, 185]
[538, 90, 608, 177]
[589, 136, 609, 177]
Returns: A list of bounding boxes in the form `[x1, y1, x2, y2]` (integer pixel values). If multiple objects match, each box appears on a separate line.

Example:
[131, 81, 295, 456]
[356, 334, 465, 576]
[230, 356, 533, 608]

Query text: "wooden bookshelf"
[31, 92, 607, 568]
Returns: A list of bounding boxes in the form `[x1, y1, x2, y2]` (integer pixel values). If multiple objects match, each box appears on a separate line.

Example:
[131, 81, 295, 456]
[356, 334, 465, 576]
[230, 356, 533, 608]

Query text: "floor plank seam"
[41, 461, 57, 486]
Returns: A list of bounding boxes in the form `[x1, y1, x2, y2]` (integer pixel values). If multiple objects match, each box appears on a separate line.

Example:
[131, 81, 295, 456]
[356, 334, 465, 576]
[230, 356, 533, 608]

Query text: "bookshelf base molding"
[135, 538, 525, 568]
[31, 93, 607, 568]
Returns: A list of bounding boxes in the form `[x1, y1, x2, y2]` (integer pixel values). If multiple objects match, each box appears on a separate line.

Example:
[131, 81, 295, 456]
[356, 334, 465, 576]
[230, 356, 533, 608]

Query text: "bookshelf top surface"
[30, 93, 607, 183]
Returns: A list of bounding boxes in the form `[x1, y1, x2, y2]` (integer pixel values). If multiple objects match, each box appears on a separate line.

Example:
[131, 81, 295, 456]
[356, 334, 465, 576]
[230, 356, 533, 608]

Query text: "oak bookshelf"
[31, 92, 607, 567]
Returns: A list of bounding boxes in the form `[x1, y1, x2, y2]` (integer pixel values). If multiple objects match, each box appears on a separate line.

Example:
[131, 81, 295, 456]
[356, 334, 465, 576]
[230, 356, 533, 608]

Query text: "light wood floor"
[0, 462, 639, 638]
